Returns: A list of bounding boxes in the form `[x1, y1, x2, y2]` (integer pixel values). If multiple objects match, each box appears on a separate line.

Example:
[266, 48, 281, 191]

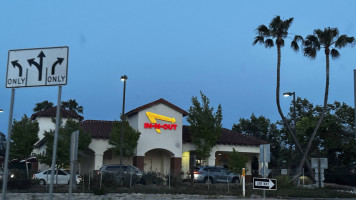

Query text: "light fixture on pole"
[283, 92, 296, 131]
[0, 109, 3, 113]
[120, 75, 127, 166]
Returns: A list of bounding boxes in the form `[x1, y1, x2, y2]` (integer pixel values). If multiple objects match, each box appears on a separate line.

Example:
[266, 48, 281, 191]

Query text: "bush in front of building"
[122, 173, 142, 187]
[275, 175, 293, 189]
[141, 171, 165, 185]
[165, 174, 182, 187]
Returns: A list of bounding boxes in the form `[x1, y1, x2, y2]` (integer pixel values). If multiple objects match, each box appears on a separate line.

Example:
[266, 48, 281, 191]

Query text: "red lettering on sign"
[144, 123, 177, 132]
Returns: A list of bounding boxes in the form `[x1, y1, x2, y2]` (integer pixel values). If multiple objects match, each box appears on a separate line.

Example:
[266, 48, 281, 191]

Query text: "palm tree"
[61, 99, 83, 114]
[295, 27, 355, 182]
[33, 100, 54, 112]
[253, 16, 311, 173]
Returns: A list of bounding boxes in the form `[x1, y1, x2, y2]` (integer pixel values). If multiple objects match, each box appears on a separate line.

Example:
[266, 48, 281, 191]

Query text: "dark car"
[98, 164, 143, 178]
[191, 166, 240, 184]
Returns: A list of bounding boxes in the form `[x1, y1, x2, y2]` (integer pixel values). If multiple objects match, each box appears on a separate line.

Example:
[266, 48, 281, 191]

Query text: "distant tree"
[33, 101, 53, 112]
[187, 91, 222, 163]
[0, 132, 6, 157]
[229, 148, 248, 174]
[232, 114, 284, 168]
[109, 116, 141, 158]
[295, 27, 355, 180]
[294, 100, 356, 172]
[61, 99, 83, 114]
[10, 115, 39, 160]
[37, 119, 91, 170]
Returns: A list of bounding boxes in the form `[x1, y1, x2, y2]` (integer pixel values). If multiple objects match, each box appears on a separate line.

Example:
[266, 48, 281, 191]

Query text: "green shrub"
[166, 174, 182, 187]
[275, 175, 293, 189]
[122, 173, 141, 187]
[299, 176, 312, 185]
[93, 186, 106, 195]
[141, 171, 165, 185]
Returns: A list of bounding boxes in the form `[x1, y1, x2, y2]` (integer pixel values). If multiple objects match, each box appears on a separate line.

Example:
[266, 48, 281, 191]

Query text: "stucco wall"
[134, 104, 183, 158]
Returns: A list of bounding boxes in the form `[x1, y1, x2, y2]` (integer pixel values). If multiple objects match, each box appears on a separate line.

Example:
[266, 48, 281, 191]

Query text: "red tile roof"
[80, 120, 115, 139]
[80, 120, 268, 146]
[30, 106, 84, 121]
[125, 98, 188, 117]
[183, 126, 268, 146]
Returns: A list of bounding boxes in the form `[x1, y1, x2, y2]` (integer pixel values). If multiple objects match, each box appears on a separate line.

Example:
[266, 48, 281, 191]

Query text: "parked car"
[98, 164, 143, 177]
[0, 169, 16, 180]
[32, 169, 82, 185]
[190, 166, 240, 184]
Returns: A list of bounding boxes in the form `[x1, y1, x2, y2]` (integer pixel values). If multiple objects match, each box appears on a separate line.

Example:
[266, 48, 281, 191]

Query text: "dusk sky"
[0, 0, 355, 135]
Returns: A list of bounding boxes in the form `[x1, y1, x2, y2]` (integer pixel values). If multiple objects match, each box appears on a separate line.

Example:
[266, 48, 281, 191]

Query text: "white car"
[32, 169, 81, 185]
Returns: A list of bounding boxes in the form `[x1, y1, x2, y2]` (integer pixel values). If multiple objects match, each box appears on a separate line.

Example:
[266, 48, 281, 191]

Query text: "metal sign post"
[68, 131, 79, 199]
[49, 86, 62, 200]
[1, 89, 15, 200]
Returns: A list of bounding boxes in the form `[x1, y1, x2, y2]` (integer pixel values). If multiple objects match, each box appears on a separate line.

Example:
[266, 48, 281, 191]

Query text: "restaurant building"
[32, 98, 268, 181]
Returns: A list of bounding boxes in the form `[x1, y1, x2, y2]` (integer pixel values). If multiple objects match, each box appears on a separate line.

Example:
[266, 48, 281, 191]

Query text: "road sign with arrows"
[253, 177, 277, 190]
[6, 46, 68, 88]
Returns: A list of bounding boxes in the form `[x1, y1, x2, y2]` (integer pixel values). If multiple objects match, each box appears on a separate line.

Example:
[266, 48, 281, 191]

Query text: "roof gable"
[125, 98, 188, 117]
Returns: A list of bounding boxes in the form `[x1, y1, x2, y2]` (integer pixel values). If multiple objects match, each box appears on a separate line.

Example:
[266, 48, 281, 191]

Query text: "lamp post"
[120, 75, 127, 166]
[283, 92, 296, 131]
[0, 109, 3, 112]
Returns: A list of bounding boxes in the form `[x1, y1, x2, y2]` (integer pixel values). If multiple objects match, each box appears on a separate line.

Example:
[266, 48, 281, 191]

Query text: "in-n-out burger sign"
[144, 112, 177, 133]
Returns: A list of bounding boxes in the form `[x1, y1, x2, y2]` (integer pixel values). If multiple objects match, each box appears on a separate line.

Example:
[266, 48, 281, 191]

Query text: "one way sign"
[253, 177, 277, 190]
[6, 46, 68, 88]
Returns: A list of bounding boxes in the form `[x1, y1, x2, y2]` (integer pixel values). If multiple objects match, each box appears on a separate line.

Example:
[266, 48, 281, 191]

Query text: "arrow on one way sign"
[253, 177, 277, 190]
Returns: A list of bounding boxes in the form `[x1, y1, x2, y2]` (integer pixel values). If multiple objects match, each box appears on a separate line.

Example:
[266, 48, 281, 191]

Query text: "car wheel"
[39, 179, 46, 185]
[204, 177, 212, 184]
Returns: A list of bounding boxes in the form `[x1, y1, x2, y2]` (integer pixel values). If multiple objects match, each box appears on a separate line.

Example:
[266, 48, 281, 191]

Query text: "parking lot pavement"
[4, 193, 356, 200]
[3, 193, 275, 200]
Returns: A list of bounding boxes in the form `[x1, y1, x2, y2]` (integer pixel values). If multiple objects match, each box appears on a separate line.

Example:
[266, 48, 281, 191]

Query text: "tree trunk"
[275, 44, 315, 182]
[294, 49, 330, 184]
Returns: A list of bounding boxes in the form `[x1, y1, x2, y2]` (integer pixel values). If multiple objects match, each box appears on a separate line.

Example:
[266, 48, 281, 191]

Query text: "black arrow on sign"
[28, 51, 45, 81]
[51, 57, 64, 75]
[11, 60, 23, 77]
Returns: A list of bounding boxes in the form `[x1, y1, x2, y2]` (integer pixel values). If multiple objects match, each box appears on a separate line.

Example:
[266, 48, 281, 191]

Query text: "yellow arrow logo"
[146, 112, 176, 133]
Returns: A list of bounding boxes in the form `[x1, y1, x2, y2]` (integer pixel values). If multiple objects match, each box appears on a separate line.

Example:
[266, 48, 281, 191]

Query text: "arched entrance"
[144, 148, 174, 175]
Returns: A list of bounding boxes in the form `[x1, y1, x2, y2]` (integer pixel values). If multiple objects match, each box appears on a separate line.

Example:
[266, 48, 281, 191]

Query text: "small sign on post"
[253, 177, 277, 190]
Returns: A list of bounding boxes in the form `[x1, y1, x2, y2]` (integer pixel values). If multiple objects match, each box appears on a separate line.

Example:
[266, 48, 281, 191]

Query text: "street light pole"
[120, 75, 127, 166]
[353, 70, 356, 144]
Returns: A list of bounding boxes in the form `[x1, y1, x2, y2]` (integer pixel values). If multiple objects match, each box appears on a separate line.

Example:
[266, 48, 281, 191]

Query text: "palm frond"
[264, 39, 274, 48]
[280, 39, 285, 47]
[330, 48, 340, 58]
[281, 18, 294, 35]
[269, 16, 282, 30]
[335, 35, 355, 48]
[314, 29, 324, 44]
[253, 36, 265, 45]
[303, 46, 317, 59]
[291, 35, 303, 52]
[291, 41, 299, 51]
[330, 27, 339, 38]
[293, 35, 304, 43]
[304, 35, 321, 50]
[256, 25, 270, 36]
